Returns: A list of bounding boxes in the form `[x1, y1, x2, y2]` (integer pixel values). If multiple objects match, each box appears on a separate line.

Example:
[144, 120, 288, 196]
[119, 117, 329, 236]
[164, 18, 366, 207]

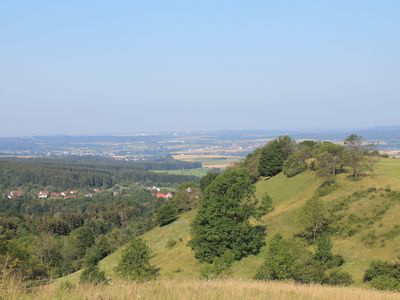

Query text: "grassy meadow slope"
[60, 158, 400, 289]
[24, 279, 400, 300]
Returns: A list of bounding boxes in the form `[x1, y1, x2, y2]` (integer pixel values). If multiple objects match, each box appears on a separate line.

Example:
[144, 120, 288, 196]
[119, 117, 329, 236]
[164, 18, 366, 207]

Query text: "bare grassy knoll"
[8, 279, 400, 300]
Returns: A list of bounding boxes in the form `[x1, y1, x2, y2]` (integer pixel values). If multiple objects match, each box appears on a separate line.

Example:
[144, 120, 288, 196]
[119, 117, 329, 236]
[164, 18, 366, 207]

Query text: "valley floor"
[16, 279, 400, 300]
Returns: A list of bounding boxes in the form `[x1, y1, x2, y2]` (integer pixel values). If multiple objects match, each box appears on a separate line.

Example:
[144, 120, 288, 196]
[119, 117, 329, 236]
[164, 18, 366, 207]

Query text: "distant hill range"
[1, 126, 400, 156]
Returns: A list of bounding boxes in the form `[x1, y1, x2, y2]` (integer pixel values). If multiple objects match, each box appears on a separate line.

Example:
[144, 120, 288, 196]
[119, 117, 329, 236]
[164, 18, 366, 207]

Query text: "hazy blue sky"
[1, 1, 399, 136]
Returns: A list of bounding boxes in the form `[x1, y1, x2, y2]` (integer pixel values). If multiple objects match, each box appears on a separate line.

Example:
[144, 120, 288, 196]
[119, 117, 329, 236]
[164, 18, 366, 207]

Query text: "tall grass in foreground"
[8, 279, 400, 300]
[0, 272, 27, 300]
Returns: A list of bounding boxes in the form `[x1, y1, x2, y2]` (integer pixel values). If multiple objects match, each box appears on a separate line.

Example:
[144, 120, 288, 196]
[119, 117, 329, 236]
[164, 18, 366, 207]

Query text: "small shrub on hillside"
[363, 261, 399, 282]
[283, 162, 307, 178]
[57, 280, 75, 291]
[386, 190, 400, 201]
[352, 190, 369, 199]
[255, 235, 297, 281]
[314, 235, 344, 269]
[327, 255, 345, 269]
[362, 231, 378, 247]
[317, 180, 337, 196]
[255, 235, 324, 284]
[79, 264, 107, 284]
[292, 258, 325, 284]
[385, 225, 400, 240]
[324, 271, 353, 286]
[165, 239, 177, 249]
[172, 268, 182, 273]
[363, 260, 400, 290]
[283, 151, 307, 178]
[370, 275, 400, 291]
[115, 239, 158, 281]
[255, 193, 274, 219]
[200, 251, 235, 279]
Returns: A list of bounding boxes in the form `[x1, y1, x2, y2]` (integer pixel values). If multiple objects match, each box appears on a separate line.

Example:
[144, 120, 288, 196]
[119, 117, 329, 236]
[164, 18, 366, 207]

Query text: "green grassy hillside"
[60, 158, 400, 287]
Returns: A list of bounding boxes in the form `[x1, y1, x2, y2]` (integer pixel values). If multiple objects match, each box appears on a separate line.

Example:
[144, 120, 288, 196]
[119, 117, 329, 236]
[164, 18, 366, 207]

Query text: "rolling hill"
[59, 158, 400, 287]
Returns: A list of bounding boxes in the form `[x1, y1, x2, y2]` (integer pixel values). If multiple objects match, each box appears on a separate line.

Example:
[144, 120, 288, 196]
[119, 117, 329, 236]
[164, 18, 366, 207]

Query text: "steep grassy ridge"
[60, 158, 400, 287]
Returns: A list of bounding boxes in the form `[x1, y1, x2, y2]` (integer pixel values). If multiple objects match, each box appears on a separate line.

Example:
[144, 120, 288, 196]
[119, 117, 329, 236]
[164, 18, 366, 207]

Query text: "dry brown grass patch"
[22, 279, 400, 300]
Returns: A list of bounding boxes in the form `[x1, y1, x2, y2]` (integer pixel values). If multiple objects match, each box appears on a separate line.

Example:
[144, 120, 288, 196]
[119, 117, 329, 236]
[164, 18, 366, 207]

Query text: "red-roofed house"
[155, 192, 173, 199]
[8, 191, 23, 200]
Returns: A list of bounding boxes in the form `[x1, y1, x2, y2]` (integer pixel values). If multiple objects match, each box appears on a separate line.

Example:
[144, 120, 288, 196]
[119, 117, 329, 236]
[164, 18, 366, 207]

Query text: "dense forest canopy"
[0, 157, 200, 190]
[0, 187, 163, 281]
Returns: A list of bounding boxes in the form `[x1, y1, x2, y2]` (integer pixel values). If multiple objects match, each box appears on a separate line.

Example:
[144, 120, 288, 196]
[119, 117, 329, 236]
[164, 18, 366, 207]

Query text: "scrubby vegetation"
[364, 261, 400, 291]
[254, 234, 345, 284]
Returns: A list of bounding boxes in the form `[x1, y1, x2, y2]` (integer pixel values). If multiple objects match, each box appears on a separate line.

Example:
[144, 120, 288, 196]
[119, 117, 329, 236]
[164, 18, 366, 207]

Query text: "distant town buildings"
[6, 185, 174, 202]
[148, 186, 161, 193]
[36, 190, 89, 200]
[7, 190, 23, 199]
[154, 192, 173, 199]
[38, 191, 49, 199]
[50, 192, 63, 199]
[148, 185, 174, 199]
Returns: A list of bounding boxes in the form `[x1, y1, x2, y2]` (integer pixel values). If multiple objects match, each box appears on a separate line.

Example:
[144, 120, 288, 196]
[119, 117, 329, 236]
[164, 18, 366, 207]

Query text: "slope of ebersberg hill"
[58, 157, 400, 288]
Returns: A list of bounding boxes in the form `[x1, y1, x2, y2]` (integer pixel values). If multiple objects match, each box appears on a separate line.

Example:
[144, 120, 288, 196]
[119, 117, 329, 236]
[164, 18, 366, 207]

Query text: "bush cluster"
[255, 234, 347, 285]
[115, 239, 158, 281]
[364, 260, 400, 291]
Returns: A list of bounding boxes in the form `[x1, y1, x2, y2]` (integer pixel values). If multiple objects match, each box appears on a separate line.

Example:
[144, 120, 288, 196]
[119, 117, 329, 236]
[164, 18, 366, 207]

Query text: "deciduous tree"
[190, 168, 264, 263]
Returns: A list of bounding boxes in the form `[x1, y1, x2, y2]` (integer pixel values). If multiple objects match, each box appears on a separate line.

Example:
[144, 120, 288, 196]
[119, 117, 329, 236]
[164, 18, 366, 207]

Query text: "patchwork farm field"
[172, 154, 242, 169]
[152, 168, 211, 177]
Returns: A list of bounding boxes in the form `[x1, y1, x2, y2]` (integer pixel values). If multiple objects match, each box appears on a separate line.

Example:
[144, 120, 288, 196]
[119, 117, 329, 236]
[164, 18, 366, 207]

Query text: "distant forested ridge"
[0, 157, 200, 189]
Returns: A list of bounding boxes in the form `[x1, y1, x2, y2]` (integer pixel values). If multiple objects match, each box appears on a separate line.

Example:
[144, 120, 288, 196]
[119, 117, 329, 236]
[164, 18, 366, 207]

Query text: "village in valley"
[5, 185, 195, 202]
[7, 188, 99, 200]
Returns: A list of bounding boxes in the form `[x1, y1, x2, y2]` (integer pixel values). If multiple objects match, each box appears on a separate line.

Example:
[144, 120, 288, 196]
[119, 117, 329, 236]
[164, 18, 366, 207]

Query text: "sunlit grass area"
[16, 279, 400, 300]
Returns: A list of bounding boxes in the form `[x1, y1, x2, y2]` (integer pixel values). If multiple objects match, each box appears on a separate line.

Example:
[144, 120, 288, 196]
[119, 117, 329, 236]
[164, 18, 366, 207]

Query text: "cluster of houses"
[7, 189, 101, 200]
[148, 186, 173, 199]
[7, 186, 193, 201]
[37, 190, 80, 199]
